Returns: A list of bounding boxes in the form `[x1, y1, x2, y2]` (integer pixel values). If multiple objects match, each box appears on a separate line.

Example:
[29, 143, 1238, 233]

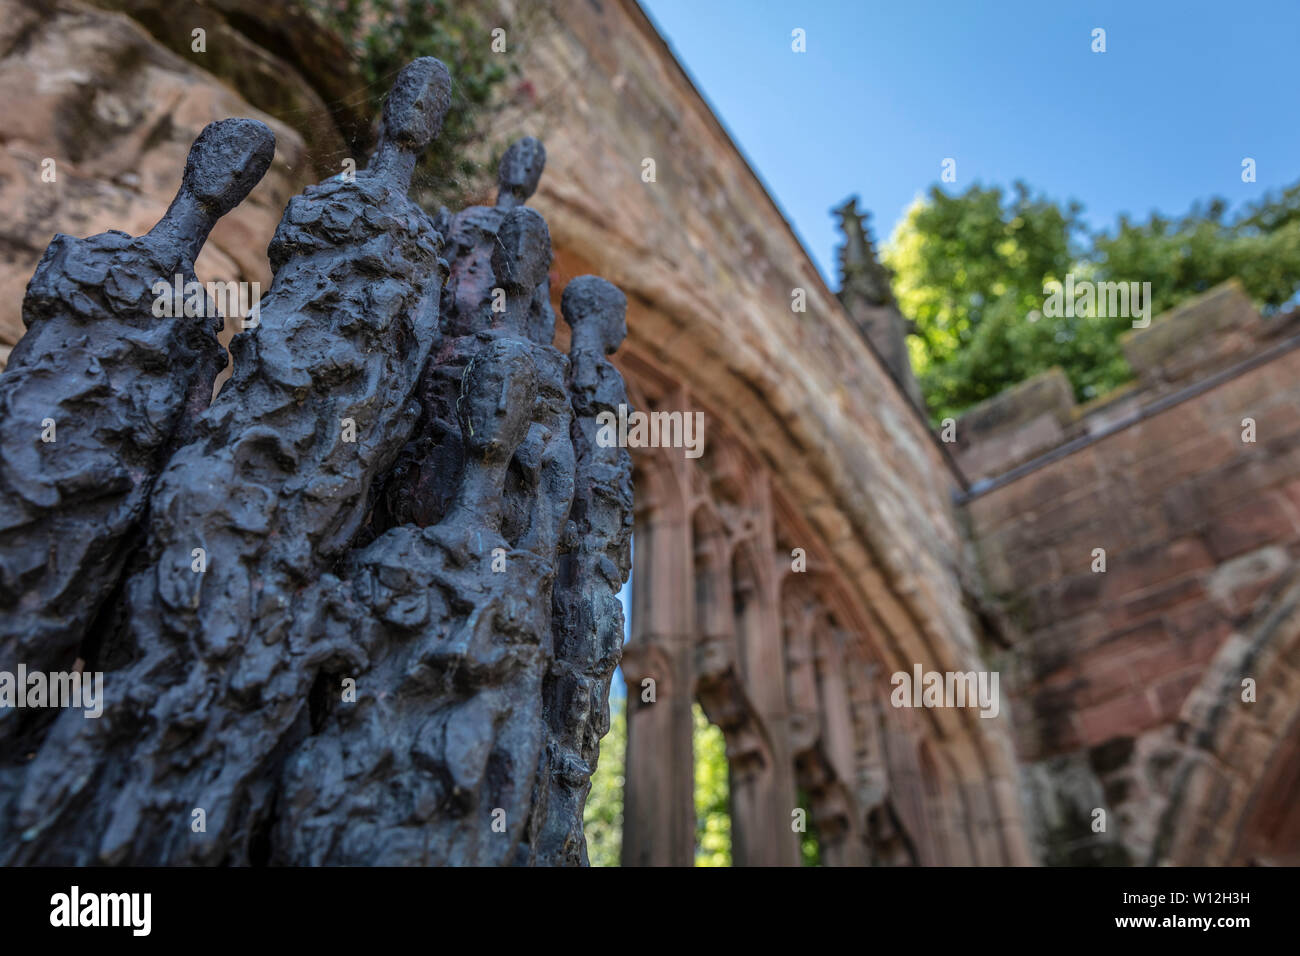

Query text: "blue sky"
[638, 0, 1300, 285]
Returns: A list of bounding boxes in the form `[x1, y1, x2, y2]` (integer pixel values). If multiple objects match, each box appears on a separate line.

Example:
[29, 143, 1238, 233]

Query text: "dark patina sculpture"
[522, 276, 634, 866]
[0, 57, 632, 867]
[0, 119, 274, 685]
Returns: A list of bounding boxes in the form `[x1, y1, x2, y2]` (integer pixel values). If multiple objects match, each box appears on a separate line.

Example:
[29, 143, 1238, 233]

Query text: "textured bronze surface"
[0, 57, 632, 867]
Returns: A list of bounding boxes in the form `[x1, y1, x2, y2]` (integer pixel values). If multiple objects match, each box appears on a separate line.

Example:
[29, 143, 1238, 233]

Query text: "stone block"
[1076, 691, 1159, 746]
[1122, 280, 1262, 386]
[1205, 493, 1297, 561]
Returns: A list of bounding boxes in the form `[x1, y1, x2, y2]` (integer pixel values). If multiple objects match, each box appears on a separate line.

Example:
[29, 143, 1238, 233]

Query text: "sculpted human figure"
[0, 58, 453, 864]
[276, 198, 592, 864]
[526, 276, 634, 865]
[376, 138, 554, 531]
[275, 337, 553, 865]
[0, 61, 634, 868]
[490, 207, 575, 558]
[0, 119, 274, 680]
[442, 136, 552, 342]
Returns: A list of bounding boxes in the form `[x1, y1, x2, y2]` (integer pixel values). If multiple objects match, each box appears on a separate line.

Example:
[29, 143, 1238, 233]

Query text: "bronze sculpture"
[0, 56, 632, 867]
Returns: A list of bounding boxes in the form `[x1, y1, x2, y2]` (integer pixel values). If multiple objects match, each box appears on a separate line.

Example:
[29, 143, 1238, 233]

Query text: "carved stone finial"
[367, 56, 453, 190]
[833, 195, 893, 308]
[497, 136, 547, 209]
[833, 195, 928, 409]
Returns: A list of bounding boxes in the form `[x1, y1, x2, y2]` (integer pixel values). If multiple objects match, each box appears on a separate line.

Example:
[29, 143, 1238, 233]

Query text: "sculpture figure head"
[180, 119, 276, 218]
[561, 275, 628, 355]
[368, 57, 453, 191]
[490, 206, 552, 294]
[148, 118, 275, 257]
[496, 137, 546, 209]
[458, 338, 538, 463]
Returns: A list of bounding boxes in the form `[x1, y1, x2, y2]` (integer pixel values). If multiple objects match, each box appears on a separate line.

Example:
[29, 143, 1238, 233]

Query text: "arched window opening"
[693, 702, 732, 866]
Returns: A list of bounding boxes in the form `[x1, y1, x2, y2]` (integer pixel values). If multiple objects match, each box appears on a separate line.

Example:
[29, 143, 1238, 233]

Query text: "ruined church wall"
[964, 287, 1300, 863]
[0, 0, 1034, 862]
[486, 0, 987, 680]
[478, 0, 1033, 859]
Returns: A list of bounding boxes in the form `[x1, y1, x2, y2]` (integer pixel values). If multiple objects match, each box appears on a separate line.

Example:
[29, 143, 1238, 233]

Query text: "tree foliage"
[583, 694, 625, 868]
[885, 180, 1300, 422]
[306, 0, 513, 208]
[796, 789, 821, 866]
[582, 697, 734, 866]
[693, 704, 731, 867]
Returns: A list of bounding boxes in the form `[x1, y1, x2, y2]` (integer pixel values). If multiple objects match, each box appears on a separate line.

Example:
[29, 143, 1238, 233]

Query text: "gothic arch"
[1150, 567, 1300, 865]
[611, 342, 1030, 864]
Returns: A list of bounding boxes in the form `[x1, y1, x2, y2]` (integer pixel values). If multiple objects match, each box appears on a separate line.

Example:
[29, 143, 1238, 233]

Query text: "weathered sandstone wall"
[964, 284, 1300, 863]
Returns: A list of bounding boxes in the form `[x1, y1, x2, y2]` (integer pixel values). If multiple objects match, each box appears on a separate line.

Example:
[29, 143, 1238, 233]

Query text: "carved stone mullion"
[620, 461, 696, 866]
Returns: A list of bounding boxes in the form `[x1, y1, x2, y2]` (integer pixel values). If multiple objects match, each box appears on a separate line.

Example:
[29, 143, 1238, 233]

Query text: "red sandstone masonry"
[1075, 690, 1159, 746]
[965, 289, 1300, 760]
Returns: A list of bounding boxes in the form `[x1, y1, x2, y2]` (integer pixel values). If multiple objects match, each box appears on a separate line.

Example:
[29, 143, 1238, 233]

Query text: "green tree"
[1092, 185, 1300, 318]
[583, 694, 625, 868]
[886, 180, 1300, 422]
[305, 0, 513, 209]
[583, 698, 734, 866]
[885, 182, 1087, 421]
[693, 704, 731, 867]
